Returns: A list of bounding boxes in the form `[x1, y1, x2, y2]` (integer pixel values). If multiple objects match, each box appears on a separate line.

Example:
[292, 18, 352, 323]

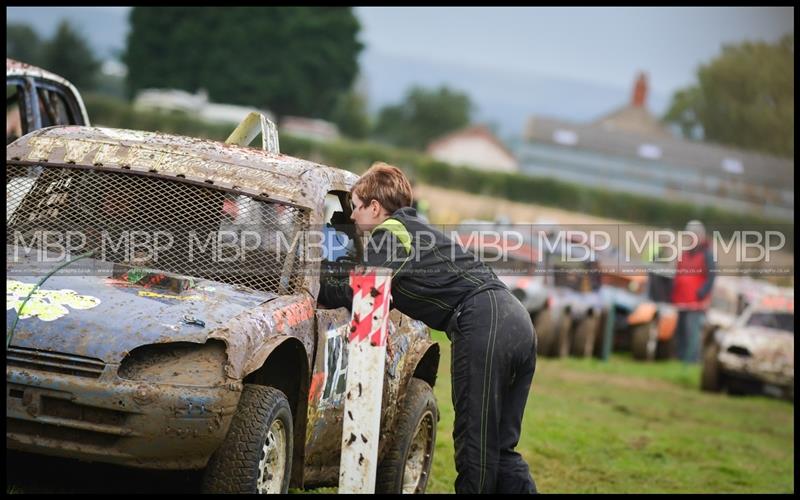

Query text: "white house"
[426, 125, 519, 173]
[279, 116, 340, 142]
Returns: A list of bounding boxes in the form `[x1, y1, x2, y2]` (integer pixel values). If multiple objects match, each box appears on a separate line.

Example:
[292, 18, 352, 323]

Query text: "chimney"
[631, 72, 648, 108]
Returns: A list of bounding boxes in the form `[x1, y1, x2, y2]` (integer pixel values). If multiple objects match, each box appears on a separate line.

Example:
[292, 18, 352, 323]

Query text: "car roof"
[7, 58, 72, 84]
[7, 125, 359, 209]
[7, 58, 91, 126]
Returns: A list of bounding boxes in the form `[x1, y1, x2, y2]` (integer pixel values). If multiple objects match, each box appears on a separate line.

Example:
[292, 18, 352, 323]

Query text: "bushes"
[84, 93, 233, 140]
[82, 94, 789, 239]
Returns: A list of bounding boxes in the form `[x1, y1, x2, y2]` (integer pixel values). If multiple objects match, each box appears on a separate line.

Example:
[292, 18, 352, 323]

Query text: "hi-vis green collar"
[372, 218, 412, 253]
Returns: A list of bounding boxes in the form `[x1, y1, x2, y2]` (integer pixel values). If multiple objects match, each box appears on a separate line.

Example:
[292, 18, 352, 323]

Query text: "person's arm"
[696, 247, 716, 300]
[317, 226, 410, 309]
[318, 271, 354, 309]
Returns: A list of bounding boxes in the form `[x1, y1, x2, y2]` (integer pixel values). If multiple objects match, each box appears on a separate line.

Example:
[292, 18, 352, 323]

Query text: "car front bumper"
[719, 352, 794, 398]
[7, 365, 242, 470]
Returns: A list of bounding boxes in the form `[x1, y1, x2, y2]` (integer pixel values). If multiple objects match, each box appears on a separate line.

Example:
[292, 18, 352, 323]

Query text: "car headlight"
[118, 340, 228, 386]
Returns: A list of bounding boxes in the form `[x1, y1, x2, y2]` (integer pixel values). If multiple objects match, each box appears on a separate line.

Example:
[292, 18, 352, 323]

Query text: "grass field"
[426, 329, 794, 494]
[7, 330, 793, 494]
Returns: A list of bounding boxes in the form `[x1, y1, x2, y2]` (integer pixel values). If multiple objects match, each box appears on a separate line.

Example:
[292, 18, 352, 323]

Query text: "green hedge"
[279, 135, 791, 241]
[83, 93, 791, 242]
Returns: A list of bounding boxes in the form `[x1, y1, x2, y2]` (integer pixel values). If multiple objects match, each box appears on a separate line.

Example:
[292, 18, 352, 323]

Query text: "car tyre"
[593, 312, 608, 358]
[655, 333, 677, 360]
[554, 313, 572, 358]
[700, 342, 724, 392]
[376, 378, 437, 494]
[631, 320, 658, 361]
[202, 384, 293, 494]
[571, 315, 598, 358]
[532, 309, 554, 357]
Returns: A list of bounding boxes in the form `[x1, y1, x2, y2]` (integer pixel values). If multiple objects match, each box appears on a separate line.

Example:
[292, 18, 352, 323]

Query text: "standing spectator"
[671, 220, 715, 363]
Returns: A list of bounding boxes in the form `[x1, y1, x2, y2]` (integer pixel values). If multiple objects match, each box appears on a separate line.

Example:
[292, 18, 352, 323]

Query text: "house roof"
[7, 58, 70, 86]
[524, 115, 793, 189]
[591, 104, 673, 140]
[427, 125, 517, 163]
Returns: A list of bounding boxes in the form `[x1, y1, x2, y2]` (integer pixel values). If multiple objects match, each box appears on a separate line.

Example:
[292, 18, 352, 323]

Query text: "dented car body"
[6, 125, 440, 491]
[702, 290, 794, 400]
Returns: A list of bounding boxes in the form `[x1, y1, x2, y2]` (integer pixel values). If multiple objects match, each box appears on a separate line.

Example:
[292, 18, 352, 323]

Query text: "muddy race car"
[6, 116, 440, 493]
[701, 290, 794, 401]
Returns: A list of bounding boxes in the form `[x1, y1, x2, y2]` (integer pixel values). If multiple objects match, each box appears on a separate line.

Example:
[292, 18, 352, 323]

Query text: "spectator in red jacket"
[671, 220, 715, 363]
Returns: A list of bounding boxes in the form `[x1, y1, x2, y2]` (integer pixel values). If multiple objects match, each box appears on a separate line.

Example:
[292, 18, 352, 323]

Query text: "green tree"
[123, 7, 363, 118]
[7, 23, 44, 66]
[330, 90, 371, 139]
[663, 34, 794, 158]
[373, 85, 473, 150]
[39, 20, 101, 90]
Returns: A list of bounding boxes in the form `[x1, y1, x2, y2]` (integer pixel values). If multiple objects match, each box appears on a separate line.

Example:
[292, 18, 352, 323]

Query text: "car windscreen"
[7, 162, 309, 294]
[745, 312, 794, 333]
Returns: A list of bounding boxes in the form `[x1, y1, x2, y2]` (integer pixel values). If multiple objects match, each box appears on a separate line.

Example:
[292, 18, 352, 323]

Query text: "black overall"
[319, 207, 538, 493]
[447, 285, 537, 493]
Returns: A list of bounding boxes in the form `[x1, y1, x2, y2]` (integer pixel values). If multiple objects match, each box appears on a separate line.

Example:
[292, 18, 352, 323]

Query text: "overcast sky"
[8, 6, 794, 98]
[7, 6, 794, 136]
[355, 6, 794, 97]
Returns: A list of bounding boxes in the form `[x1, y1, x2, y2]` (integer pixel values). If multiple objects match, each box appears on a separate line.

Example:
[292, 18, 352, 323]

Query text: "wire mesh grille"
[7, 163, 310, 294]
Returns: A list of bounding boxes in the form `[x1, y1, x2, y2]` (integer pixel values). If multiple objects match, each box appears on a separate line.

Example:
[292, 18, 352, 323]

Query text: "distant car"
[598, 270, 678, 362]
[453, 223, 598, 359]
[703, 276, 781, 345]
[701, 290, 794, 400]
[538, 240, 606, 359]
[6, 58, 90, 144]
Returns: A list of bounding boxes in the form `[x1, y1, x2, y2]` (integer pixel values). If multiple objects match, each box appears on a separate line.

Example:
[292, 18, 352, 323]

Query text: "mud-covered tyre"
[532, 309, 554, 357]
[571, 315, 598, 358]
[701, 342, 723, 392]
[631, 321, 658, 361]
[655, 334, 677, 360]
[554, 313, 572, 358]
[202, 384, 293, 494]
[593, 312, 608, 358]
[376, 378, 437, 494]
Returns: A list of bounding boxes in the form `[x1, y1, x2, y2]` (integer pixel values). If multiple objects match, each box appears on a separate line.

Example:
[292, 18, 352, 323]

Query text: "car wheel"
[202, 384, 293, 494]
[655, 333, 677, 360]
[554, 313, 572, 358]
[700, 342, 724, 392]
[571, 315, 598, 358]
[376, 378, 437, 494]
[593, 312, 608, 358]
[631, 321, 658, 361]
[532, 309, 553, 357]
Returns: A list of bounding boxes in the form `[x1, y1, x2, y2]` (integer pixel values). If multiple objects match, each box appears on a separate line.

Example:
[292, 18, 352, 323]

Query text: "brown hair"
[352, 162, 413, 214]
